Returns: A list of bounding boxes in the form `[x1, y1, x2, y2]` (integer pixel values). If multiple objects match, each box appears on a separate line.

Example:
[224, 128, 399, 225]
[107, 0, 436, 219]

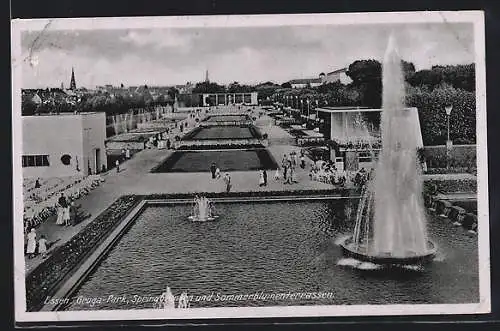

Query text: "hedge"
[420, 145, 476, 169]
[406, 85, 476, 146]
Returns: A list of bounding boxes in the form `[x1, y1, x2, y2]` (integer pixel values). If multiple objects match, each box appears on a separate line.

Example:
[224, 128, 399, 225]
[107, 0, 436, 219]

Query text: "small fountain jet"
[188, 195, 219, 222]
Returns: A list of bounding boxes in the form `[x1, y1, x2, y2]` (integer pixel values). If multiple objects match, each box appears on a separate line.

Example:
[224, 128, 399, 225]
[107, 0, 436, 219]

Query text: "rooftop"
[288, 78, 322, 85]
[327, 68, 348, 75]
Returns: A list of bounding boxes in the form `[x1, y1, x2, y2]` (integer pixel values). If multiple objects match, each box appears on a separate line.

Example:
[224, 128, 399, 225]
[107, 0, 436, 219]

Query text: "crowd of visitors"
[309, 158, 372, 189]
[23, 175, 102, 233]
[209, 162, 231, 192]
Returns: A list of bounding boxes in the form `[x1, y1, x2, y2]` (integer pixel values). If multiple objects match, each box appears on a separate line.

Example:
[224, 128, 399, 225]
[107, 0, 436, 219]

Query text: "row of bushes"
[419, 144, 476, 169]
[423, 178, 477, 194]
[25, 195, 142, 312]
[424, 167, 477, 175]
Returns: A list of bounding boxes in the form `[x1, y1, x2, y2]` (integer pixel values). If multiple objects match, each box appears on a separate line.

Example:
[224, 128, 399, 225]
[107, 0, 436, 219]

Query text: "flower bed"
[423, 178, 477, 193]
[424, 167, 477, 175]
[145, 188, 356, 200]
[177, 144, 265, 150]
[25, 195, 142, 312]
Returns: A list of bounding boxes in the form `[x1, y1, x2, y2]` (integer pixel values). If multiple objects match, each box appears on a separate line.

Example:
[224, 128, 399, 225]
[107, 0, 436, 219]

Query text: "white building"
[202, 92, 258, 106]
[321, 68, 352, 85]
[316, 107, 423, 171]
[22, 112, 107, 178]
[288, 78, 323, 89]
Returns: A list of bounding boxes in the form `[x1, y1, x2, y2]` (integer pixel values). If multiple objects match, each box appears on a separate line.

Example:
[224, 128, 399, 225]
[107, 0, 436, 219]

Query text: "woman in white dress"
[63, 205, 71, 226]
[38, 235, 48, 258]
[55, 206, 64, 225]
[26, 228, 37, 258]
[259, 170, 265, 187]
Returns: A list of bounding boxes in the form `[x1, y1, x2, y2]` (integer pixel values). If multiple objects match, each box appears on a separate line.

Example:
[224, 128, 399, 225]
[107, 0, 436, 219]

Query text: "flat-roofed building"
[22, 112, 107, 178]
[316, 106, 423, 171]
[202, 92, 258, 106]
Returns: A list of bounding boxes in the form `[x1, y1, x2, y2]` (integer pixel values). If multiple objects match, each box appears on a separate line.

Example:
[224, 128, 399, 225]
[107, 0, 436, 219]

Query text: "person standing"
[259, 170, 265, 187]
[210, 163, 217, 179]
[300, 155, 306, 169]
[63, 201, 71, 226]
[38, 235, 48, 259]
[263, 169, 268, 186]
[116, 159, 120, 173]
[223, 173, 232, 192]
[26, 228, 37, 259]
[125, 148, 130, 159]
[274, 168, 280, 180]
[281, 154, 288, 180]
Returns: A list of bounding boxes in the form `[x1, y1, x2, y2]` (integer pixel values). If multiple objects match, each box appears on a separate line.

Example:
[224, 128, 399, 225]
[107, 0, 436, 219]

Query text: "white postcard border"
[11, 10, 490, 323]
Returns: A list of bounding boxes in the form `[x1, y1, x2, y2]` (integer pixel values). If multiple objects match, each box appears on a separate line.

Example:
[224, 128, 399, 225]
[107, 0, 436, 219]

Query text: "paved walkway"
[23, 109, 330, 273]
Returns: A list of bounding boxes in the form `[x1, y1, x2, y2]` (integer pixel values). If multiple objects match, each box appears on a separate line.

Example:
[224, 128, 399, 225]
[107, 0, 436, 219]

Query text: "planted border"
[25, 195, 142, 312]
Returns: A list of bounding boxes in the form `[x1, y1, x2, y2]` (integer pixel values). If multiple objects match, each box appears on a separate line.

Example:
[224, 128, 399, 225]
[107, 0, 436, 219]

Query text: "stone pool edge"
[40, 192, 357, 312]
[40, 199, 149, 312]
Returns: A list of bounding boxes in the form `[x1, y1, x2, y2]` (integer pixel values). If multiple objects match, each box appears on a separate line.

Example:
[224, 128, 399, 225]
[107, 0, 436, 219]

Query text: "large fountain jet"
[340, 34, 435, 266]
[371, 33, 429, 257]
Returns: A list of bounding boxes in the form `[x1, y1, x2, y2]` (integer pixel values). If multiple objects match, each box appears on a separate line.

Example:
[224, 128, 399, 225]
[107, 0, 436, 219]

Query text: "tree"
[401, 60, 416, 82]
[406, 84, 476, 145]
[346, 59, 382, 108]
[192, 81, 226, 94]
[432, 64, 475, 92]
[281, 82, 292, 88]
[408, 69, 443, 90]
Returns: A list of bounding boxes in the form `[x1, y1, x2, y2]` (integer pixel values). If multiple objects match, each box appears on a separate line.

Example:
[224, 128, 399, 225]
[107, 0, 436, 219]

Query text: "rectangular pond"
[182, 125, 260, 140]
[151, 149, 278, 173]
[65, 199, 479, 310]
[204, 115, 250, 122]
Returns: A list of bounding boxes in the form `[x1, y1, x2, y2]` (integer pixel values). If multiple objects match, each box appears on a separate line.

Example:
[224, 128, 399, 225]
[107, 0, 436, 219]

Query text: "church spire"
[205, 69, 209, 83]
[70, 67, 76, 90]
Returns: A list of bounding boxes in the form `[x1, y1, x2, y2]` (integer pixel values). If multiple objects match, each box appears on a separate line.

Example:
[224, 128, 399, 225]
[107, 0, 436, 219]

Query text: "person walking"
[63, 201, 71, 226]
[56, 193, 67, 225]
[259, 170, 265, 187]
[281, 154, 288, 180]
[300, 155, 306, 169]
[38, 235, 48, 259]
[210, 162, 217, 179]
[116, 159, 120, 173]
[26, 228, 37, 259]
[125, 148, 130, 159]
[223, 173, 232, 192]
[263, 169, 268, 186]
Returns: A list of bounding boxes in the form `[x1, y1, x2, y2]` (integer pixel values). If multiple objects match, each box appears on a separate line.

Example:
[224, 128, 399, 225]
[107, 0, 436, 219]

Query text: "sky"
[20, 22, 475, 89]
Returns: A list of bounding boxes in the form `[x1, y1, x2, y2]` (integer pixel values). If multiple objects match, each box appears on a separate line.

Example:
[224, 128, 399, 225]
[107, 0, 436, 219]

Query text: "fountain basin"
[339, 236, 437, 266]
[188, 215, 219, 222]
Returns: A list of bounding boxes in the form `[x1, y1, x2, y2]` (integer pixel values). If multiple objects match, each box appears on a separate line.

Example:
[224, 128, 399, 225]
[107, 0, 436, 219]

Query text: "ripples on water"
[66, 200, 479, 310]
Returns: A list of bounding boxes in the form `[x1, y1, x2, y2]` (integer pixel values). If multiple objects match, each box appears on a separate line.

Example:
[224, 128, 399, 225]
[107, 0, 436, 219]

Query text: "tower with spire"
[69, 67, 77, 91]
[204, 69, 209, 83]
